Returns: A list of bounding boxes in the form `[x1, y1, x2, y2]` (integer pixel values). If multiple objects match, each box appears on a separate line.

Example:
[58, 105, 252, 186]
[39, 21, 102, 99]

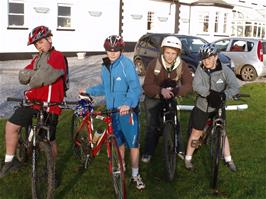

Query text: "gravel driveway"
[0, 52, 265, 118]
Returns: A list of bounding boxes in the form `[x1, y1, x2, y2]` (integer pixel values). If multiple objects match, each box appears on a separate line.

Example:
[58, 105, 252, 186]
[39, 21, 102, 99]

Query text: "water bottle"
[92, 130, 103, 144]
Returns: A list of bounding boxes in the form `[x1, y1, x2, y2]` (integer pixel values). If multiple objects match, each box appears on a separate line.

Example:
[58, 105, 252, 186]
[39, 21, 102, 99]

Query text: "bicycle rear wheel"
[108, 136, 126, 199]
[71, 114, 91, 168]
[162, 122, 177, 181]
[16, 125, 31, 163]
[210, 126, 223, 190]
[32, 141, 55, 199]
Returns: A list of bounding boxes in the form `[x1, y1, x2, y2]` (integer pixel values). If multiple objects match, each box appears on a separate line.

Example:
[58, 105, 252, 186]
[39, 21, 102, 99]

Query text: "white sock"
[224, 155, 232, 162]
[185, 155, 192, 161]
[5, 154, 14, 163]
[132, 168, 139, 177]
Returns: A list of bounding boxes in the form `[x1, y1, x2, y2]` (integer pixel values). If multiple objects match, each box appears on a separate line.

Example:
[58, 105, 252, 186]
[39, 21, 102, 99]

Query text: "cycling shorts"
[191, 106, 225, 131]
[9, 107, 58, 141]
[111, 112, 139, 148]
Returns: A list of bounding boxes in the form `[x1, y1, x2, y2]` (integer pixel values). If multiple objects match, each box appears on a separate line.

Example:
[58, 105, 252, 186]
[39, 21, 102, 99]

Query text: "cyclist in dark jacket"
[184, 43, 239, 172]
[141, 36, 192, 163]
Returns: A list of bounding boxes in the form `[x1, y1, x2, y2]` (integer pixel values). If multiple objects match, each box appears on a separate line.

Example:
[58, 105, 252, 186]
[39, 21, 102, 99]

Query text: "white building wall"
[1, 0, 265, 57]
[122, 0, 176, 42]
[0, 0, 119, 53]
[178, 4, 191, 35]
[189, 6, 232, 42]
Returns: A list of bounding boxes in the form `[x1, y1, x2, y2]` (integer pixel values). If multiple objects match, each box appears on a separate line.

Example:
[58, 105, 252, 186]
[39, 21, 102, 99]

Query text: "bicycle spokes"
[163, 122, 177, 181]
[32, 142, 55, 199]
[108, 137, 126, 199]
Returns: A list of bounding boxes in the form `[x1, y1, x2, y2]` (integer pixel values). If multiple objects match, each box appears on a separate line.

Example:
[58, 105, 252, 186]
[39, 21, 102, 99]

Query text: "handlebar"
[177, 104, 248, 111]
[7, 97, 79, 108]
[232, 93, 250, 100]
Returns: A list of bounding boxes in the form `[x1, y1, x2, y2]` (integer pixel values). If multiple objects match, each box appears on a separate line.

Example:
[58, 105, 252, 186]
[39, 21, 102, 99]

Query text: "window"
[8, 1, 24, 27]
[214, 12, 219, 33]
[253, 22, 257, 37]
[245, 22, 252, 37]
[147, 11, 154, 31]
[57, 5, 71, 28]
[189, 38, 206, 53]
[230, 40, 247, 52]
[223, 13, 228, 33]
[147, 35, 161, 49]
[199, 12, 209, 33]
[215, 39, 230, 51]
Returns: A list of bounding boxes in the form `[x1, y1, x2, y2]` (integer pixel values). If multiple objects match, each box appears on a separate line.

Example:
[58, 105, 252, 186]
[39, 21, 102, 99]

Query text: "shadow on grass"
[55, 144, 86, 199]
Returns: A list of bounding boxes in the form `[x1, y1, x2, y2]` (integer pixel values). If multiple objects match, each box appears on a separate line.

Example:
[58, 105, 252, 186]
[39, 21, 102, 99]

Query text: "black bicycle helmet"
[199, 43, 218, 60]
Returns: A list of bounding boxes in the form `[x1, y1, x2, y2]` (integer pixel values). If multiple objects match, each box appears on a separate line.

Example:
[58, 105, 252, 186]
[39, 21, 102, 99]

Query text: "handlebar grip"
[7, 97, 23, 102]
[64, 101, 79, 105]
[237, 93, 250, 97]
[233, 93, 250, 100]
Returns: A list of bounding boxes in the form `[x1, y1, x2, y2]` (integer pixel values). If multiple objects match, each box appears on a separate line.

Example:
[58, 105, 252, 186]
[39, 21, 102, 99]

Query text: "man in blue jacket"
[80, 35, 145, 190]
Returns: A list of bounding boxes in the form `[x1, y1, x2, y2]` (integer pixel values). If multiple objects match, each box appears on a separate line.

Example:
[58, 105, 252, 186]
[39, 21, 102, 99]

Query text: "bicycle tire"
[71, 114, 91, 168]
[108, 136, 126, 199]
[210, 126, 223, 190]
[32, 141, 55, 199]
[162, 122, 177, 181]
[16, 125, 31, 163]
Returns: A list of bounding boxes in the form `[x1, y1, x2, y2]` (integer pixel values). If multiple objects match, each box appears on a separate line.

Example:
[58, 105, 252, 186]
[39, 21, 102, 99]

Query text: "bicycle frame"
[71, 95, 126, 199]
[74, 109, 115, 160]
[161, 98, 179, 153]
[7, 97, 69, 199]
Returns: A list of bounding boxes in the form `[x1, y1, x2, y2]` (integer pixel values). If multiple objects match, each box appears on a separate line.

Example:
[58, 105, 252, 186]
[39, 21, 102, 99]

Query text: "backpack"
[63, 56, 69, 96]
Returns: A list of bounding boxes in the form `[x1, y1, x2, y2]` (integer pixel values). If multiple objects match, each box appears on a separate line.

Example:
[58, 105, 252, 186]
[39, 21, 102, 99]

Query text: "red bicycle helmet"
[103, 35, 125, 52]
[28, 25, 53, 45]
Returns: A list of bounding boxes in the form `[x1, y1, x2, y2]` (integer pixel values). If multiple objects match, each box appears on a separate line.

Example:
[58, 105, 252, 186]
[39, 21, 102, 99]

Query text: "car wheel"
[240, 65, 258, 81]
[134, 59, 145, 76]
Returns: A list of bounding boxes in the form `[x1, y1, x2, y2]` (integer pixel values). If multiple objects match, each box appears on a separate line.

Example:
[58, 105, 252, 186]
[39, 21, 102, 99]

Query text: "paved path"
[0, 53, 134, 118]
[0, 52, 265, 118]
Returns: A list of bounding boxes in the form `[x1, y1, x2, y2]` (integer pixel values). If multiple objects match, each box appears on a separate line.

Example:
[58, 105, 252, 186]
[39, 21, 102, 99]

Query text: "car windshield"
[179, 37, 207, 53]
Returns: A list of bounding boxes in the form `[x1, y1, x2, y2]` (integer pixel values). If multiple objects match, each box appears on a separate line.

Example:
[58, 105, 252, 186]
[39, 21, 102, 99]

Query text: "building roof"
[191, 0, 234, 9]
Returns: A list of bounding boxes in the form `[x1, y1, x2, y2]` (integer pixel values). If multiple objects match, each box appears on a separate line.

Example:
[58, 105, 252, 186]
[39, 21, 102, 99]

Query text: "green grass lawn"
[0, 83, 265, 199]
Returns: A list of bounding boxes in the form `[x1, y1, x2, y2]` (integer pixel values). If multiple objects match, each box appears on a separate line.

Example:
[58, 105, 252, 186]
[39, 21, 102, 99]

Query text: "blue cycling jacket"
[86, 54, 141, 109]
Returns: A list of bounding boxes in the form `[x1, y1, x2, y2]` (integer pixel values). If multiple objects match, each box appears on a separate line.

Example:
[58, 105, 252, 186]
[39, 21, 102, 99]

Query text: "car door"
[215, 39, 245, 69]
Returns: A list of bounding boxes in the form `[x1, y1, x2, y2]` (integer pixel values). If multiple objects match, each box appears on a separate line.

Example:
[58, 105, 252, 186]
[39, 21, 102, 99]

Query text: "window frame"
[8, 1, 25, 28]
[57, 3, 73, 30]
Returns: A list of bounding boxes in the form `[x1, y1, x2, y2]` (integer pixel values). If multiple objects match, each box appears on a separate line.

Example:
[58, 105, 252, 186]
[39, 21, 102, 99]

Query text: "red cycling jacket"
[23, 48, 66, 115]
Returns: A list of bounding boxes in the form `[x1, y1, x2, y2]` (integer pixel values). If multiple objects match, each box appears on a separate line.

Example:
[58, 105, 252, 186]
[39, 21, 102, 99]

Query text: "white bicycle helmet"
[161, 36, 182, 50]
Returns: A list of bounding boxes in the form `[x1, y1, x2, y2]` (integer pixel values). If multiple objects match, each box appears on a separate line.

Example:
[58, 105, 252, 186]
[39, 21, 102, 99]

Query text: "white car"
[214, 37, 266, 81]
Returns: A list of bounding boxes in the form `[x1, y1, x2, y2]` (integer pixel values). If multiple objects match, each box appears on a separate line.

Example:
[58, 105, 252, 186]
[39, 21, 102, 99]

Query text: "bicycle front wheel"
[210, 126, 223, 190]
[71, 114, 91, 168]
[108, 136, 126, 199]
[163, 122, 177, 181]
[16, 125, 31, 163]
[32, 141, 55, 199]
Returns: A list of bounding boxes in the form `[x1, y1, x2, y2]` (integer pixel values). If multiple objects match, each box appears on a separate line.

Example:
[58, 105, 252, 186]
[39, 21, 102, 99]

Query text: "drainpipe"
[119, 0, 123, 36]
[175, 2, 180, 33]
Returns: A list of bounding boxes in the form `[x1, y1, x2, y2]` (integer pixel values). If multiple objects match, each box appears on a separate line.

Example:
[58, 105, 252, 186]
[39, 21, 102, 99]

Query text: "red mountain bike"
[71, 93, 126, 199]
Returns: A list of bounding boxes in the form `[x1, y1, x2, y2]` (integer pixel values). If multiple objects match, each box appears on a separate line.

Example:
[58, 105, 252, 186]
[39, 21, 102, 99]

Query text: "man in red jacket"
[0, 26, 67, 178]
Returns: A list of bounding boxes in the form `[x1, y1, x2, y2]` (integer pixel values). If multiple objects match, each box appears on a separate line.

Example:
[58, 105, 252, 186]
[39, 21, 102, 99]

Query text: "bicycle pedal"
[177, 152, 185, 160]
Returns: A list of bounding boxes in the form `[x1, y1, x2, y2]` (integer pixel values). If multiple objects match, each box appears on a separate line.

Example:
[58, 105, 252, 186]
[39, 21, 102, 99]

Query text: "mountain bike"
[71, 93, 126, 199]
[181, 94, 249, 192]
[160, 97, 183, 181]
[206, 94, 249, 191]
[7, 97, 74, 199]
